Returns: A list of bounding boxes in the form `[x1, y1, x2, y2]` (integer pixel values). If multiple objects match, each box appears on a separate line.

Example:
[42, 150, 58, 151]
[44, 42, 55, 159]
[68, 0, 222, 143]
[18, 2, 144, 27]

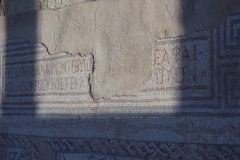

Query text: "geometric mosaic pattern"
[0, 133, 239, 160]
[0, 133, 238, 159]
[218, 64, 240, 107]
[217, 13, 240, 59]
[217, 13, 240, 107]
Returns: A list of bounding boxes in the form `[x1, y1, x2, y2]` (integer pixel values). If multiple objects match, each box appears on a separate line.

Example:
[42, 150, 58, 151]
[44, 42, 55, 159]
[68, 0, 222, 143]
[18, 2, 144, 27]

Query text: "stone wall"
[1, 0, 240, 99]
[0, 0, 87, 15]
[0, 0, 240, 159]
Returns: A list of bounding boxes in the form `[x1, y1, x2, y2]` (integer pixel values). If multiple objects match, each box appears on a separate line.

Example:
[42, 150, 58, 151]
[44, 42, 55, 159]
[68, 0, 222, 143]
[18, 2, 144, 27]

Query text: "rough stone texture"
[92, 0, 152, 98]
[1, 0, 240, 160]
[41, 2, 97, 55]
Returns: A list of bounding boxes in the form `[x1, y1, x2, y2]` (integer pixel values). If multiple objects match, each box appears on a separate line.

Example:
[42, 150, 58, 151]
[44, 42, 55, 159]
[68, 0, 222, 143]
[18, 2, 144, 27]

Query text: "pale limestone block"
[91, 0, 152, 99]
[40, 1, 97, 54]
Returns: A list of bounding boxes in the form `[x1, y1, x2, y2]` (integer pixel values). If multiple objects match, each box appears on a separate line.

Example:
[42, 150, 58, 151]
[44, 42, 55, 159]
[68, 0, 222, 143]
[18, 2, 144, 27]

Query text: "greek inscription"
[153, 35, 211, 89]
[154, 45, 198, 86]
[4, 54, 93, 95]
[5, 76, 88, 93]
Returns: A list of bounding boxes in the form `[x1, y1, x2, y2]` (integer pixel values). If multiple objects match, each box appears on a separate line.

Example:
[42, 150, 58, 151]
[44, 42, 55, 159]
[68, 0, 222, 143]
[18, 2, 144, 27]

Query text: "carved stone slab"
[140, 30, 214, 104]
[2, 13, 240, 115]
[1, 39, 93, 106]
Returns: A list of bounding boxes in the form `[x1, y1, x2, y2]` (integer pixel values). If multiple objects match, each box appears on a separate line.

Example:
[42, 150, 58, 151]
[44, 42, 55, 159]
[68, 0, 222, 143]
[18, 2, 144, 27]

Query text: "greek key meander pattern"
[217, 13, 240, 107]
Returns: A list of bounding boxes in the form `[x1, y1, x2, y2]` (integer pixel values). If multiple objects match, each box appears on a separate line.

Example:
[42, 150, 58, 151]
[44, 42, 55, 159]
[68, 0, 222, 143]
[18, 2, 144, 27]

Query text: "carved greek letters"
[4, 57, 92, 94]
[154, 45, 199, 86]
[141, 30, 214, 102]
[2, 40, 93, 103]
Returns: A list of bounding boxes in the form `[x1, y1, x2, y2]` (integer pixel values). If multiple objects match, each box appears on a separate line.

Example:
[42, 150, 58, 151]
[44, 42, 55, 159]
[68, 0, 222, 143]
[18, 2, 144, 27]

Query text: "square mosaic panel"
[218, 63, 240, 107]
[217, 13, 240, 59]
[217, 13, 240, 108]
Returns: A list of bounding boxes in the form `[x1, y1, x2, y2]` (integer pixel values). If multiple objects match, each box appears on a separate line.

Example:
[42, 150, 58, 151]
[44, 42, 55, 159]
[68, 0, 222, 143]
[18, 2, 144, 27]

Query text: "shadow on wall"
[2, 0, 38, 116]
[177, 0, 215, 110]
[179, 0, 240, 111]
